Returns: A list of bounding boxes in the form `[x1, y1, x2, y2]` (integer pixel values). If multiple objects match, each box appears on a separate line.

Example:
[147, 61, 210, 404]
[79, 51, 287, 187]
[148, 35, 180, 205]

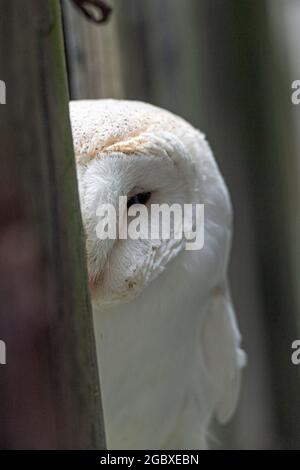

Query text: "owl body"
[70, 99, 245, 449]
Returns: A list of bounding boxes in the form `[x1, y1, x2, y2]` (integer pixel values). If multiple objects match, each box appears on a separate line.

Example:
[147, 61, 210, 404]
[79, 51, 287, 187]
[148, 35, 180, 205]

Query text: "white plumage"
[70, 99, 246, 450]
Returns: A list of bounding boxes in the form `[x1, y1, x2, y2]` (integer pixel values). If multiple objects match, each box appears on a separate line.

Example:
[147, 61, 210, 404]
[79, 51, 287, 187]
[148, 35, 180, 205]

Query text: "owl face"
[77, 148, 191, 305]
[70, 99, 230, 306]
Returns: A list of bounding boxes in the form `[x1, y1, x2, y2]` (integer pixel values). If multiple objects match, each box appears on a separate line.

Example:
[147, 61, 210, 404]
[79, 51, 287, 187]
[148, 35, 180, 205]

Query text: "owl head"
[70, 99, 231, 306]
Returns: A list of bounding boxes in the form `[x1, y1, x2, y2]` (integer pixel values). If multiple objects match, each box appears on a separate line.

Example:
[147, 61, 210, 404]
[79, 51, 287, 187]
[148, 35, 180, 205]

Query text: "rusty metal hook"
[70, 0, 112, 24]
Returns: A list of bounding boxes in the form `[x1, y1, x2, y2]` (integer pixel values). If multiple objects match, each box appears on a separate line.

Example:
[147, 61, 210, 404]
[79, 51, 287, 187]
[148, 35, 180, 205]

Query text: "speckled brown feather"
[70, 99, 198, 165]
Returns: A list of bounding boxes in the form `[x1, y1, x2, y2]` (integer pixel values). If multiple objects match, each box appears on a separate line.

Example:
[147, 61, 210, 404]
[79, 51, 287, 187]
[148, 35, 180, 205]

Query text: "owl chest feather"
[92, 249, 212, 449]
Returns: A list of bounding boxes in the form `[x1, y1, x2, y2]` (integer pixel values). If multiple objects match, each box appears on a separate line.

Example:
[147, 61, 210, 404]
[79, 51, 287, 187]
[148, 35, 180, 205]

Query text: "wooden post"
[63, 0, 124, 99]
[0, 0, 106, 449]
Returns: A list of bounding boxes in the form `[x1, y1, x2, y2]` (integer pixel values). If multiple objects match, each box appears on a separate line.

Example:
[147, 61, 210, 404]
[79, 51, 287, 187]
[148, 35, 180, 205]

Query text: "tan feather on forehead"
[69, 99, 196, 165]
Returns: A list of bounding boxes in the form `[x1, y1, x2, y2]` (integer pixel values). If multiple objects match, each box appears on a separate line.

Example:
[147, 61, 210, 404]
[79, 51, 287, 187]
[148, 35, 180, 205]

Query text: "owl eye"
[127, 191, 152, 209]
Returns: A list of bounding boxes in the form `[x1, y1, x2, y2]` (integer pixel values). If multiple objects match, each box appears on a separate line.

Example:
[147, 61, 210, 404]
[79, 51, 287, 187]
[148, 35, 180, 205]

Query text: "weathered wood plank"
[0, 0, 106, 449]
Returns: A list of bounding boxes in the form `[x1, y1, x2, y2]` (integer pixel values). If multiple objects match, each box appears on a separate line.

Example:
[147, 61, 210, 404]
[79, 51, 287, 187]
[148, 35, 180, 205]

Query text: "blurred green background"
[63, 0, 300, 449]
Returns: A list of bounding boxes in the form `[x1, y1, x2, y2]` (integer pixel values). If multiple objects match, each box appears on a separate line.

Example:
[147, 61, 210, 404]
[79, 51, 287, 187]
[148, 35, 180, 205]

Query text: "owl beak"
[89, 274, 99, 291]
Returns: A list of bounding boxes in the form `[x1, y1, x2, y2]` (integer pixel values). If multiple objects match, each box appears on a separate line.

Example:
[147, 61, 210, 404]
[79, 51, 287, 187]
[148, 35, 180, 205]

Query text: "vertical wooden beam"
[63, 0, 124, 99]
[0, 0, 106, 449]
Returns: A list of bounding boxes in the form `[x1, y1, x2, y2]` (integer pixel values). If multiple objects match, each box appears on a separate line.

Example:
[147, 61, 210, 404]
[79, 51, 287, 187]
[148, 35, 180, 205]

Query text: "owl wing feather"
[201, 281, 246, 423]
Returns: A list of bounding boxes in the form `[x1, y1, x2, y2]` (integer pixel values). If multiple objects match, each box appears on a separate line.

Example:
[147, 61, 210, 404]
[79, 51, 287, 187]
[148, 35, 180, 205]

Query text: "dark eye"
[127, 191, 152, 209]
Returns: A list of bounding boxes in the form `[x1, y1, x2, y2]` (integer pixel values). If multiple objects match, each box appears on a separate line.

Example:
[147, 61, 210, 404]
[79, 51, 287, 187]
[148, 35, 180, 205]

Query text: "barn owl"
[70, 99, 246, 450]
